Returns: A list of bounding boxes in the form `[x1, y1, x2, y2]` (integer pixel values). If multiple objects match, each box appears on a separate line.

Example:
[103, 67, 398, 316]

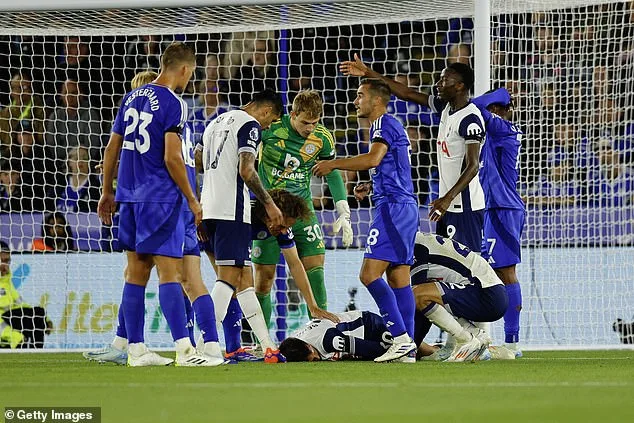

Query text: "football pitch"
[2, 350, 633, 423]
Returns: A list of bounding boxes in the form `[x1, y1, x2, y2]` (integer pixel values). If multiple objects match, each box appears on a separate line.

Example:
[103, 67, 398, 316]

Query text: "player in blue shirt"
[98, 42, 216, 367]
[340, 55, 486, 253]
[471, 88, 525, 357]
[313, 78, 418, 363]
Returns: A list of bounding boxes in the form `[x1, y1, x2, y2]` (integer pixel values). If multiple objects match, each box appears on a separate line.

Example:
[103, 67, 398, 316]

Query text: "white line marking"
[521, 357, 631, 361]
[0, 381, 630, 389]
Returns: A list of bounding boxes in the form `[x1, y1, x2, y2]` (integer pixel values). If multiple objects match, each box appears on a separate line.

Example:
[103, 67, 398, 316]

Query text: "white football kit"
[200, 109, 261, 223]
[410, 232, 503, 289]
[430, 96, 486, 213]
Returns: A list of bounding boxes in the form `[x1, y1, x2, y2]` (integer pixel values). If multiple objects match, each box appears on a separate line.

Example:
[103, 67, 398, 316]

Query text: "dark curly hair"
[279, 337, 313, 362]
[252, 189, 311, 223]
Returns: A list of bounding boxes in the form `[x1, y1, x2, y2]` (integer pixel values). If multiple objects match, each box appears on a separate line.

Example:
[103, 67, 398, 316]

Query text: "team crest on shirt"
[249, 127, 259, 141]
[0, 288, 6, 296]
[304, 143, 317, 155]
[257, 230, 269, 240]
[300, 135, 322, 162]
[252, 246, 262, 258]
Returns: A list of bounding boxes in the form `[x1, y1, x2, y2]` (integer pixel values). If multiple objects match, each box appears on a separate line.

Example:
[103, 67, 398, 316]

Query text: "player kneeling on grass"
[410, 232, 508, 362]
[200, 189, 340, 363]
[279, 310, 393, 361]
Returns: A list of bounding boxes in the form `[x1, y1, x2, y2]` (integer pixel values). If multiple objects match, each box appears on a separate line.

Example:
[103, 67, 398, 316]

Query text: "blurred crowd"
[1, 2, 633, 230]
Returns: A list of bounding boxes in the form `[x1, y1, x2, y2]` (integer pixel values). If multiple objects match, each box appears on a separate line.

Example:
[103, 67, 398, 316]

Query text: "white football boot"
[127, 343, 174, 367]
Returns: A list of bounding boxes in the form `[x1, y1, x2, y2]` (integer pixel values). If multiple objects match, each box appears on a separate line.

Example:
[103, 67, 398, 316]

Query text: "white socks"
[236, 287, 276, 350]
[210, 280, 235, 323]
[425, 305, 471, 343]
[475, 321, 491, 335]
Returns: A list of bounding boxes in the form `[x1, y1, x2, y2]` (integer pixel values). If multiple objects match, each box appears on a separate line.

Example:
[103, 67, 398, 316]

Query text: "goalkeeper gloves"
[334, 200, 354, 247]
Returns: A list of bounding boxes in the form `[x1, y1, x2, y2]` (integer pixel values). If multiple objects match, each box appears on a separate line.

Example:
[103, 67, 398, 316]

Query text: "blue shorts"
[481, 208, 525, 269]
[436, 282, 508, 322]
[182, 208, 200, 257]
[364, 201, 418, 266]
[118, 200, 184, 258]
[436, 209, 484, 252]
[202, 219, 251, 266]
[360, 311, 390, 343]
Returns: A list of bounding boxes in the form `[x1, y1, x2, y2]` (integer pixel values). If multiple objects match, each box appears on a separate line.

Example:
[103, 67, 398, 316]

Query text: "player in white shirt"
[279, 311, 393, 361]
[409, 232, 508, 361]
[199, 89, 285, 362]
[340, 56, 486, 252]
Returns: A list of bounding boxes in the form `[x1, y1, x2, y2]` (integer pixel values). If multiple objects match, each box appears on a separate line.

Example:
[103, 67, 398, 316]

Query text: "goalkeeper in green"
[253, 90, 352, 324]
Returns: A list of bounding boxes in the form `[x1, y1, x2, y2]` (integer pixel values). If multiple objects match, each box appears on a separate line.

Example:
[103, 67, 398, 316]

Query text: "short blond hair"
[131, 70, 158, 89]
[161, 42, 196, 70]
[291, 90, 322, 118]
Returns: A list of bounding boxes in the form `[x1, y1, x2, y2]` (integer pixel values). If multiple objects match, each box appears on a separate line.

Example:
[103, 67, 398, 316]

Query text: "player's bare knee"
[495, 266, 518, 284]
[413, 284, 440, 310]
[359, 269, 379, 286]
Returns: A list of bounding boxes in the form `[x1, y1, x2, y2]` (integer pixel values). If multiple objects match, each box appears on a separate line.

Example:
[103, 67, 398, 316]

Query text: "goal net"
[0, 0, 632, 350]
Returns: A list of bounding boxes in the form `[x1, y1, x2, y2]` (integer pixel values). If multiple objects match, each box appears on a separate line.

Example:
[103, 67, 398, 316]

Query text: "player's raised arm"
[340, 53, 430, 105]
[313, 141, 388, 176]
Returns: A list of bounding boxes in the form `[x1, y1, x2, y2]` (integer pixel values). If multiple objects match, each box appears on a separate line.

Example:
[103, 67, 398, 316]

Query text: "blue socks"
[183, 295, 195, 346]
[222, 298, 242, 353]
[193, 295, 219, 343]
[367, 278, 408, 338]
[504, 282, 522, 343]
[122, 283, 145, 344]
[392, 285, 415, 339]
[159, 282, 188, 342]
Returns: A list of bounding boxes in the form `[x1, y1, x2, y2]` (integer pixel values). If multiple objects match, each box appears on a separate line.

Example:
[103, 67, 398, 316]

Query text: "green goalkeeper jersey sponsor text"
[259, 114, 336, 204]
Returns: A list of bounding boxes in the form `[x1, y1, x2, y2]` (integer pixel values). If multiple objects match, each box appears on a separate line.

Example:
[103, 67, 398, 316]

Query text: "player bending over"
[313, 79, 418, 363]
[410, 232, 508, 362]
[199, 189, 340, 362]
[279, 310, 393, 361]
[254, 90, 353, 326]
[472, 87, 525, 358]
[97, 43, 217, 366]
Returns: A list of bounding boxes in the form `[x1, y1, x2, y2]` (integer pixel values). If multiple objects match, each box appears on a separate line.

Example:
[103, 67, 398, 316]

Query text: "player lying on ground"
[472, 87, 525, 358]
[198, 189, 340, 363]
[410, 232, 508, 362]
[254, 90, 353, 326]
[279, 310, 394, 361]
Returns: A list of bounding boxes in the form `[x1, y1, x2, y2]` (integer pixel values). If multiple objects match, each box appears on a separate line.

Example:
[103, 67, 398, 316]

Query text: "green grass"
[1, 351, 633, 423]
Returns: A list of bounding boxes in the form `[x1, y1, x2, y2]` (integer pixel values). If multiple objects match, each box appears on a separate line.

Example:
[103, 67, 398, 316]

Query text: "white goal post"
[0, 0, 632, 351]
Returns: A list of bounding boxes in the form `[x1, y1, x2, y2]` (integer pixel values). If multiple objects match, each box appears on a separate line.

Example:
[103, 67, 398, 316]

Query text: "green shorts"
[251, 213, 325, 265]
